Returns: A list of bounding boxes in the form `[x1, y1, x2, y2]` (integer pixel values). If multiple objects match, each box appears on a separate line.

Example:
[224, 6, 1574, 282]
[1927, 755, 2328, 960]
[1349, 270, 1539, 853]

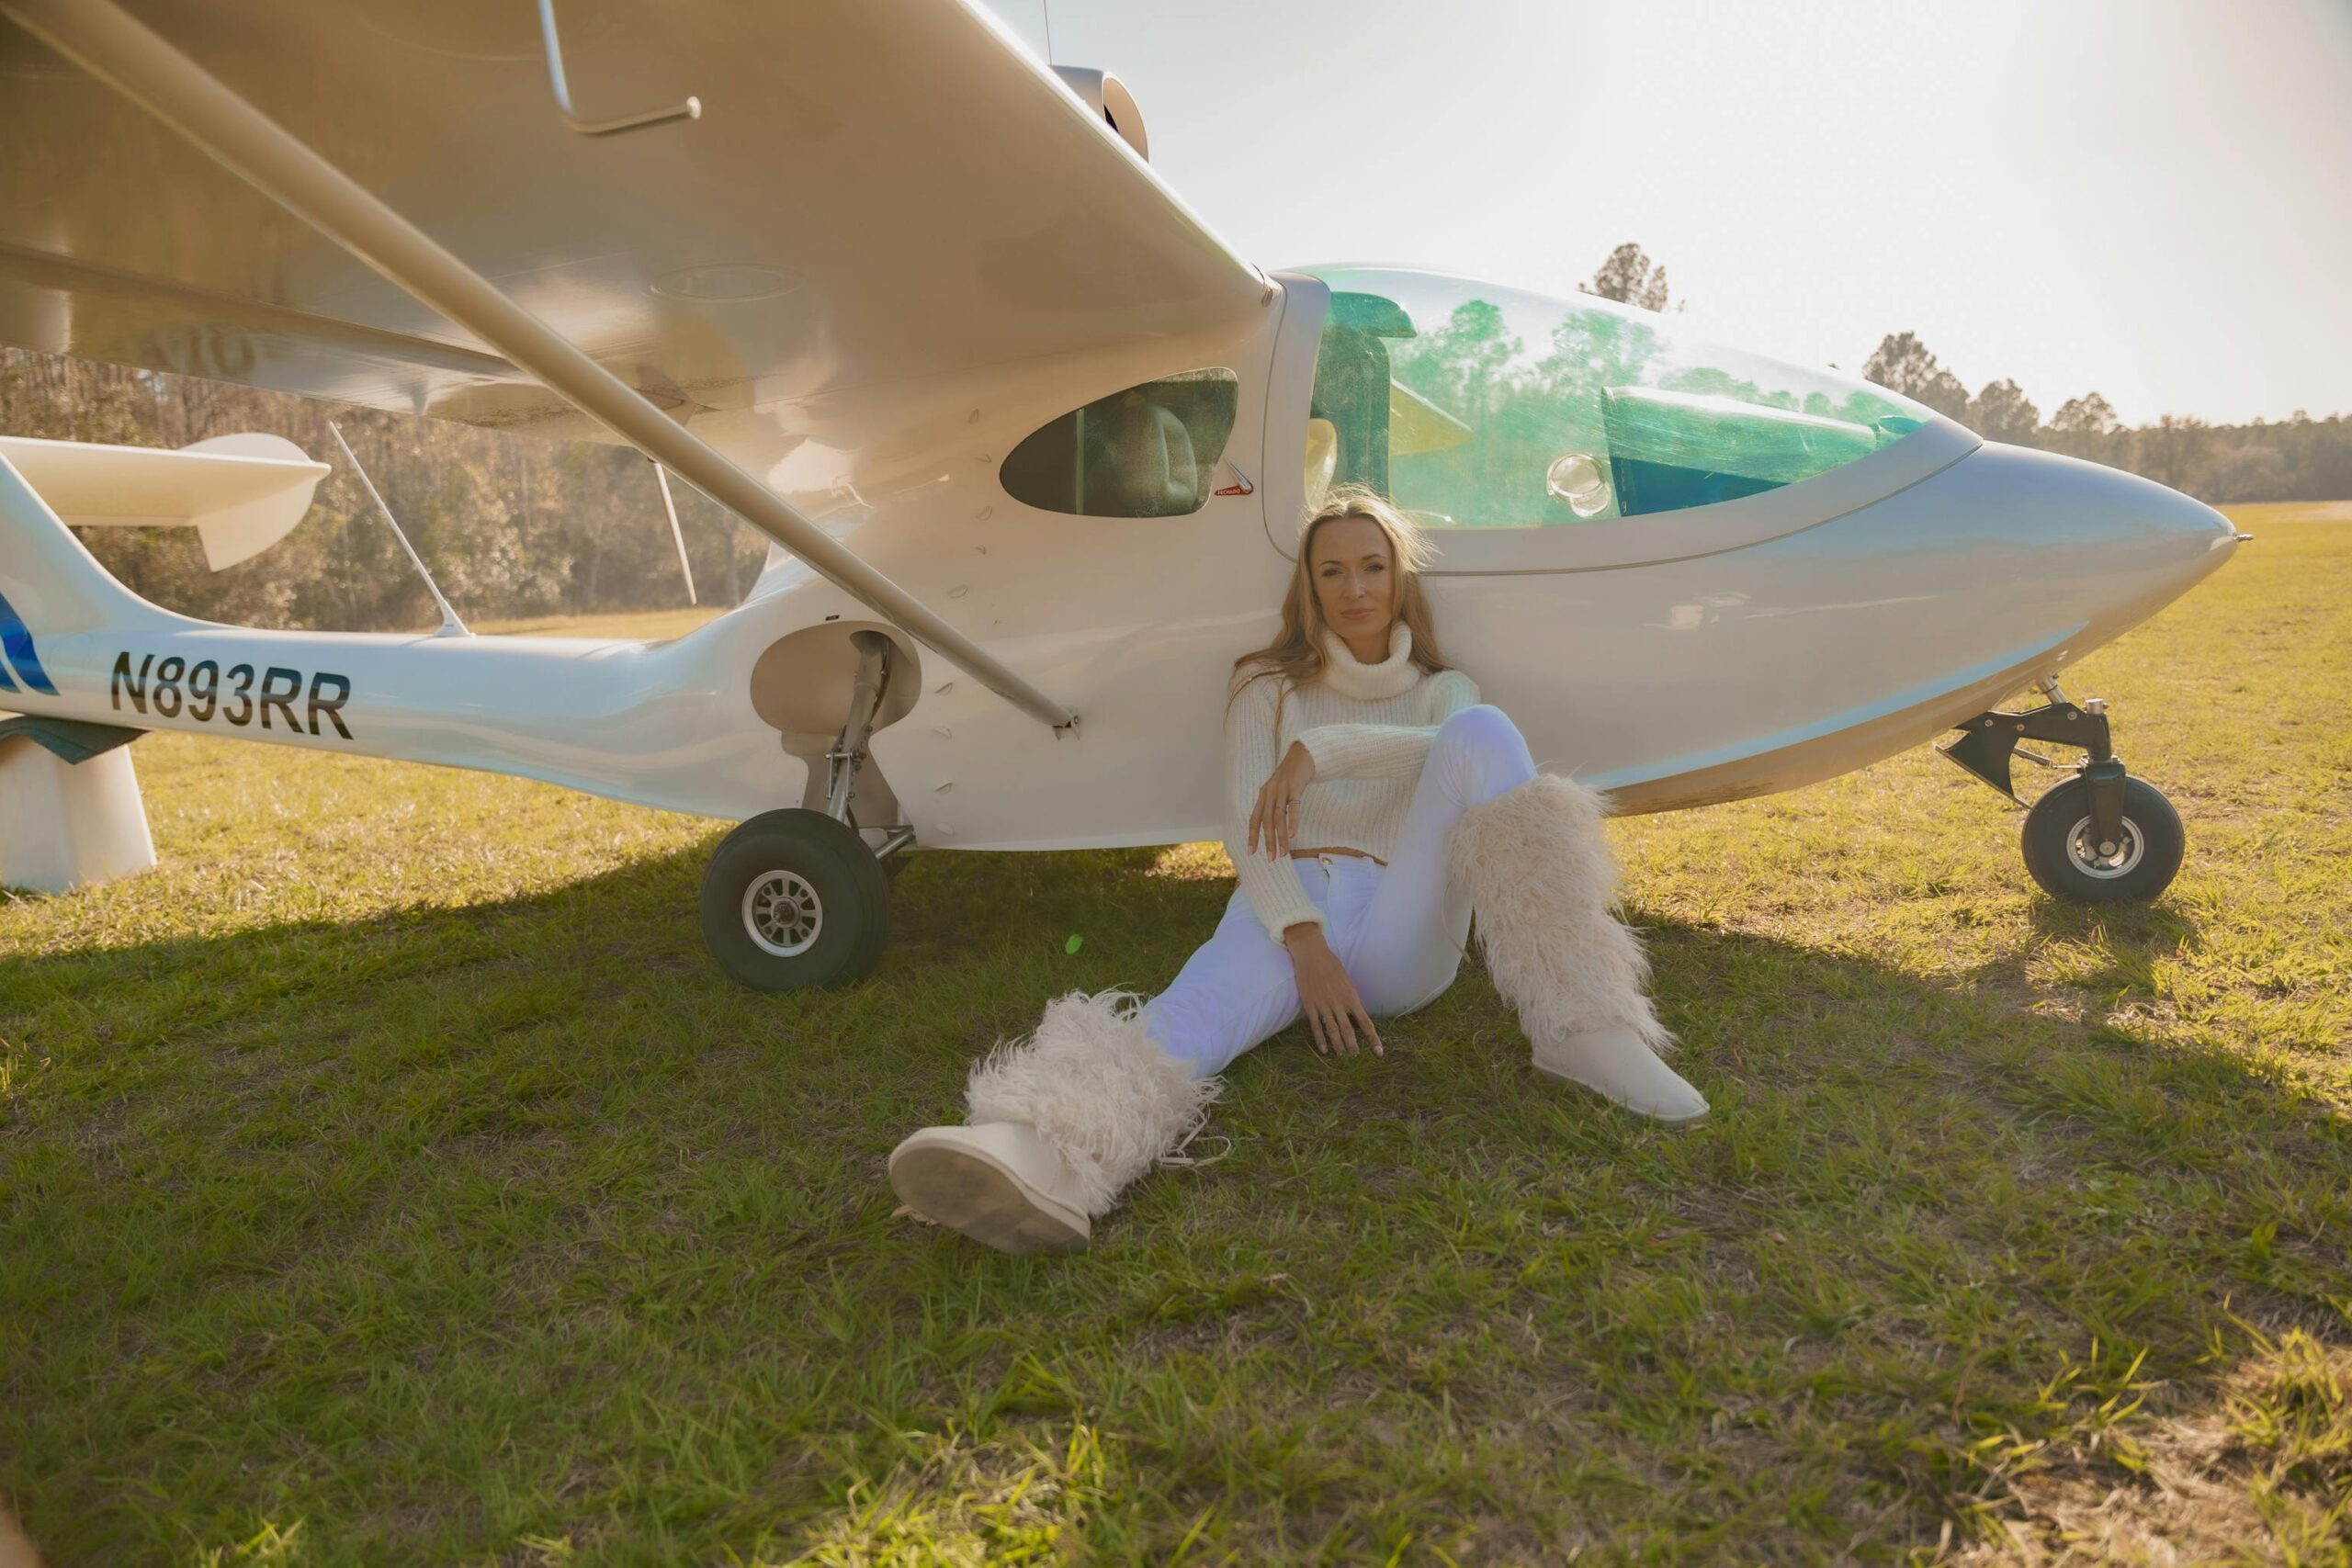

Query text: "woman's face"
[1308, 515, 1396, 644]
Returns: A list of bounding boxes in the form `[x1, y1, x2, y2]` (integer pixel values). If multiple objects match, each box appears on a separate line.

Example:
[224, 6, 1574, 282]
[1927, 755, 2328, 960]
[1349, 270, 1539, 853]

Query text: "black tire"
[2020, 774, 2184, 905]
[699, 809, 890, 990]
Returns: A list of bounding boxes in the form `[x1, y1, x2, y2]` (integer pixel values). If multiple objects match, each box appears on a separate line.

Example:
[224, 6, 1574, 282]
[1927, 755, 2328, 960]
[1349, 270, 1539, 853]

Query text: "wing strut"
[652, 464, 698, 607]
[329, 422, 470, 638]
[1, 0, 1078, 732]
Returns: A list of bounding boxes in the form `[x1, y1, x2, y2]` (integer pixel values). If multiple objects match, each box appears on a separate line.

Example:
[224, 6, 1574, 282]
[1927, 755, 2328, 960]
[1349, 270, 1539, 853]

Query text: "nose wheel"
[1938, 678, 2185, 905]
[2018, 773, 2183, 904]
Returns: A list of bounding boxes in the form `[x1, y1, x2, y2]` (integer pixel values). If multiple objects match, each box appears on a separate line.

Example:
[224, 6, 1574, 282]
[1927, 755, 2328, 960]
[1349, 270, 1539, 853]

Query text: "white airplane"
[0, 0, 2245, 989]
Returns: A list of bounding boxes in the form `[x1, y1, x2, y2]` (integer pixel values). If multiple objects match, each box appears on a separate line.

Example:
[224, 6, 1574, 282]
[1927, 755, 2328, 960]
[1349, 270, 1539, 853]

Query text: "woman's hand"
[1248, 740, 1318, 860]
[1283, 923, 1384, 1057]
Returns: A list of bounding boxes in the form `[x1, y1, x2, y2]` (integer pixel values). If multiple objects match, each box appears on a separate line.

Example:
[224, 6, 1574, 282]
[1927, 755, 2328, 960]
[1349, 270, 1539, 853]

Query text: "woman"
[888, 486, 1706, 1253]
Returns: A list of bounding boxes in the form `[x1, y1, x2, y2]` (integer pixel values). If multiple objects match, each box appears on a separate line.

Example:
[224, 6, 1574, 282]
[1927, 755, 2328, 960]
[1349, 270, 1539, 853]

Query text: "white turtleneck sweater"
[1225, 622, 1480, 942]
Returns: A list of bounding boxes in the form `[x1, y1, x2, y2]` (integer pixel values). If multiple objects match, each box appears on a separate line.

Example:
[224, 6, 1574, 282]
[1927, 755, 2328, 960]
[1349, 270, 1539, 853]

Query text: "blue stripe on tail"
[0, 590, 58, 694]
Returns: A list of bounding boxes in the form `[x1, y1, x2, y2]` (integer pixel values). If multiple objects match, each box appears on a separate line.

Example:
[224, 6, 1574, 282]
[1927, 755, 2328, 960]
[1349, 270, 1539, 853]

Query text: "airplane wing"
[0, 0, 1268, 435]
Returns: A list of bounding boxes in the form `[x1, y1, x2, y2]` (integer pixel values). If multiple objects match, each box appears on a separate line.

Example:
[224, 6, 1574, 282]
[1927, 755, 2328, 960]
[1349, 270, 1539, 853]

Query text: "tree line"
[1851, 328, 2346, 502]
[5, 247, 2346, 632]
[0, 347, 764, 633]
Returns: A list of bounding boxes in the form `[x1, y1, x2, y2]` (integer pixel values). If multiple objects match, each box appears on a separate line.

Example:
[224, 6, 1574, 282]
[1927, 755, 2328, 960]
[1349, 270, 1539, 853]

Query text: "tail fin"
[0, 447, 178, 690]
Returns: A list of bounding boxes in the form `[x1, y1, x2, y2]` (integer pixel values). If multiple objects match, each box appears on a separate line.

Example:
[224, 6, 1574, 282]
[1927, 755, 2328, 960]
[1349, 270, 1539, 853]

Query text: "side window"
[1000, 368, 1238, 517]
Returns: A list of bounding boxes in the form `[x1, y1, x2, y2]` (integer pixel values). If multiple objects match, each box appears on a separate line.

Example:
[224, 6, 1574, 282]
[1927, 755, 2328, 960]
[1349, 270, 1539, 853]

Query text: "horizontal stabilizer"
[0, 432, 328, 570]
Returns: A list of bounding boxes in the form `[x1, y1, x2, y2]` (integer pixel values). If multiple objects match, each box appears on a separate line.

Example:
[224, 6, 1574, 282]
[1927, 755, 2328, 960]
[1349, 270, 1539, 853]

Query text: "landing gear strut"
[698, 631, 913, 989]
[1937, 677, 2185, 904]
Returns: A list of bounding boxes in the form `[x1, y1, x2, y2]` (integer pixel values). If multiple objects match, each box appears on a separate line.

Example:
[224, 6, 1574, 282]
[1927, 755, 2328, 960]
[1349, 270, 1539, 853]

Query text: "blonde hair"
[1231, 484, 1453, 701]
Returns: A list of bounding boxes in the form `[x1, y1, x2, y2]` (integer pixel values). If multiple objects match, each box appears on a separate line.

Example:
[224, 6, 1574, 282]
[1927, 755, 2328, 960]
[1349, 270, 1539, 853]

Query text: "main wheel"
[2020, 774, 2184, 905]
[699, 809, 890, 990]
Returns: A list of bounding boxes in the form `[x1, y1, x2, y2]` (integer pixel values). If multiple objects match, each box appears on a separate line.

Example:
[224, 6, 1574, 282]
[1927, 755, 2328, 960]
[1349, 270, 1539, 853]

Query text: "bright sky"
[989, 0, 2352, 427]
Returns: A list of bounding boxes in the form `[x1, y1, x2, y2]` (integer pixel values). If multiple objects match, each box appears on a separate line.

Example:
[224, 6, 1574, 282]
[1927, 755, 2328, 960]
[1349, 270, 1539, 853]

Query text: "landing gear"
[1938, 677, 2185, 905]
[700, 808, 891, 989]
[2019, 773, 2183, 904]
[699, 630, 915, 989]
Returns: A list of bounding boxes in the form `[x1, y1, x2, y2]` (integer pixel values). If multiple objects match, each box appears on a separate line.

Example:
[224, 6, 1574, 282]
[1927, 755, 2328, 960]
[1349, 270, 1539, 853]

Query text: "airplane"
[0, 0, 2245, 990]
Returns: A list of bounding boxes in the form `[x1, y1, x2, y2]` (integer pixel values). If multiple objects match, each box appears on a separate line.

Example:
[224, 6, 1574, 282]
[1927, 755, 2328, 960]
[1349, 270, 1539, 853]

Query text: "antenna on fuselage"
[328, 421, 470, 638]
[651, 459, 697, 605]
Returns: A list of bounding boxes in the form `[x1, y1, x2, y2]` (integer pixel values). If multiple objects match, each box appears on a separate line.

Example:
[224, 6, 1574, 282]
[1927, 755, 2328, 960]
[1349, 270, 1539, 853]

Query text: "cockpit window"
[1301, 267, 1940, 526]
[1001, 368, 1238, 517]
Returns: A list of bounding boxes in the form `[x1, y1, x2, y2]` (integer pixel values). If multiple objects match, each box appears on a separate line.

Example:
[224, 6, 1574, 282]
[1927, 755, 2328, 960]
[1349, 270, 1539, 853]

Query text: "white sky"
[988, 0, 2352, 427]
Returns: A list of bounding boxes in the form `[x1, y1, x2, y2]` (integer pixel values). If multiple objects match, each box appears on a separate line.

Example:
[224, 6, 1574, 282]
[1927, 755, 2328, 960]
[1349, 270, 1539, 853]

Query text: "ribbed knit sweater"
[1225, 622, 1480, 942]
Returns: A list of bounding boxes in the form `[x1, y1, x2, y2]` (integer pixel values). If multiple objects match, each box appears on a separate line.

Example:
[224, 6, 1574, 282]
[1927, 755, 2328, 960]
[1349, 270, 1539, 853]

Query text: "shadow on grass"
[4, 844, 2347, 1562]
[2023, 891, 2207, 951]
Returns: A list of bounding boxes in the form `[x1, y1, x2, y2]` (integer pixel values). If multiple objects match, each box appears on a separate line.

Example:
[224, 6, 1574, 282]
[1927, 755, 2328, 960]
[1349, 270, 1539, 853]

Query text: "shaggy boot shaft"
[1449, 773, 1671, 1050]
[965, 988, 1221, 1218]
[1450, 774, 1704, 1120]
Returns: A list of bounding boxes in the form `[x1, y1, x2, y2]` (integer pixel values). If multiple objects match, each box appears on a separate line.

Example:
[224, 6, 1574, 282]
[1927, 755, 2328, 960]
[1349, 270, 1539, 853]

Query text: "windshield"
[1300, 266, 1943, 526]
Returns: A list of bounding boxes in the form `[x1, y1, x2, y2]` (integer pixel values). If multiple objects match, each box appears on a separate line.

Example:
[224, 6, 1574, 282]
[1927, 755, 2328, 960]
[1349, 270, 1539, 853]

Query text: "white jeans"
[1141, 705, 1538, 1079]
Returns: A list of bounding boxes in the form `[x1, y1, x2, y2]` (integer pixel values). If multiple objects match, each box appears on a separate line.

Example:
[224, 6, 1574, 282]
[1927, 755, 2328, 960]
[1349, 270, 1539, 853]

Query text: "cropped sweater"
[1225, 622, 1480, 942]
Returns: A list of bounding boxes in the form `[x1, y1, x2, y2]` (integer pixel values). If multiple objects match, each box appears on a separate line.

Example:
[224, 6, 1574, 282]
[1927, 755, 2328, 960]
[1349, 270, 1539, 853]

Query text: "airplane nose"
[2138, 468, 2238, 545]
[1960, 440, 2240, 643]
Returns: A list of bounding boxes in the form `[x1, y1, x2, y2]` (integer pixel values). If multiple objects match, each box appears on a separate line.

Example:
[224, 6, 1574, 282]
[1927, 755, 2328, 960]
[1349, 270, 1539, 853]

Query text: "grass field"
[4, 504, 2349, 1565]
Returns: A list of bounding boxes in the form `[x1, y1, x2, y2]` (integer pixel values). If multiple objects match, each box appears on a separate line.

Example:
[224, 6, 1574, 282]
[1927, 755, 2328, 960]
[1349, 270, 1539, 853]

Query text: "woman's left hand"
[1248, 740, 1318, 859]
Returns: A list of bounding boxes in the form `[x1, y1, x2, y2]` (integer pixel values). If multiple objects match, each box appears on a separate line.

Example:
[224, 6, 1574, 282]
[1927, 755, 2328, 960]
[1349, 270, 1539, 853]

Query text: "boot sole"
[1531, 1061, 1710, 1125]
[888, 1137, 1090, 1254]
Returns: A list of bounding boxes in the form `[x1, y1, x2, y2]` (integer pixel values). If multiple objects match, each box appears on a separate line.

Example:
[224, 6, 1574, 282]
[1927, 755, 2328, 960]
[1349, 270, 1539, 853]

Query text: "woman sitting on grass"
[888, 485, 1705, 1252]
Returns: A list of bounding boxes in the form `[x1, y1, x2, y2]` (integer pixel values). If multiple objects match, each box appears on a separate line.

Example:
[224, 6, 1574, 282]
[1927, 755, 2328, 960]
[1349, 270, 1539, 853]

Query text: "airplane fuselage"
[1, 270, 2237, 854]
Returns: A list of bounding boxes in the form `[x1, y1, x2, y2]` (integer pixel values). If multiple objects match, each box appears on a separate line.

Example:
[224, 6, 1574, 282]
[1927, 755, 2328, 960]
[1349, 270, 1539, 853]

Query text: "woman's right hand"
[1248, 739, 1318, 860]
[1282, 923, 1384, 1057]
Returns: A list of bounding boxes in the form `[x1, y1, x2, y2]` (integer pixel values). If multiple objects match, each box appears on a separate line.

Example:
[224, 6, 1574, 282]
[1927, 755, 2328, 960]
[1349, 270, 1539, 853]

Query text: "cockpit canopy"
[1300, 266, 1944, 528]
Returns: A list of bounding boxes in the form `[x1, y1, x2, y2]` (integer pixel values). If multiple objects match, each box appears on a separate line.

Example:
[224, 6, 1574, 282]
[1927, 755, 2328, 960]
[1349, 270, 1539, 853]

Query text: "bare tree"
[1968, 378, 2041, 445]
[1578, 243, 1677, 312]
[2050, 392, 2121, 436]
[1860, 333, 1970, 423]
[2043, 392, 2123, 460]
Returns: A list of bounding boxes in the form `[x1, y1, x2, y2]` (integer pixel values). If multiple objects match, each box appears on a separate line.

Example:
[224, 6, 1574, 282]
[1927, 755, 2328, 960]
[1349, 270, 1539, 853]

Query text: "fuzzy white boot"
[1528, 1025, 1707, 1124]
[889, 989, 1221, 1252]
[1449, 774, 1708, 1124]
[889, 1121, 1094, 1252]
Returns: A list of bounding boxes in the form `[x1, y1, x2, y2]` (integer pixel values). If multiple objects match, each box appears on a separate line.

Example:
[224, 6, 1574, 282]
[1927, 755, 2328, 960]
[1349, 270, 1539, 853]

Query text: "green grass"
[5, 507, 2351, 1565]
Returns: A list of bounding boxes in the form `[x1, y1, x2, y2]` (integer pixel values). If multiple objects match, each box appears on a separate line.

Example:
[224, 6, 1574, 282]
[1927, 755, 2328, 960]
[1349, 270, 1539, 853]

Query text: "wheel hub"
[741, 868, 822, 956]
[2064, 814, 2144, 879]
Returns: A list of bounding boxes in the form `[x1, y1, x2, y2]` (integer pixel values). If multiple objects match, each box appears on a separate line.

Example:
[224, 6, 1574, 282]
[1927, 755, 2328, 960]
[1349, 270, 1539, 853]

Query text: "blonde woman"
[889, 486, 1705, 1252]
